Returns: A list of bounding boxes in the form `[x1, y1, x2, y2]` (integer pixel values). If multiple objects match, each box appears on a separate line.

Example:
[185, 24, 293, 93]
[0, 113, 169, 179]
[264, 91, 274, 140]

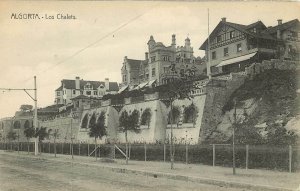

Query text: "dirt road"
[0, 152, 251, 191]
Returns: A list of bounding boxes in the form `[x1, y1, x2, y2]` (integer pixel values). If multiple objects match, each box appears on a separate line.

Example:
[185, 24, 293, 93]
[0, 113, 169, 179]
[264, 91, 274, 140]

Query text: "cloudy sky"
[0, 1, 299, 118]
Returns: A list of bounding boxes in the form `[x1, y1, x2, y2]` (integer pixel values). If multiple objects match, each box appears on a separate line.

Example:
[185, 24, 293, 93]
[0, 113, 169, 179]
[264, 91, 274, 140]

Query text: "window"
[253, 28, 257, 33]
[86, 91, 91, 95]
[230, 31, 235, 39]
[180, 69, 185, 77]
[94, 91, 98, 95]
[123, 75, 127, 82]
[152, 68, 156, 77]
[145, 73, 149, 79]
[80, 90, 83, 95]
[56, 91, 60, 96]
[212, 51, 216, 60]
[217, 35, 221, 43]
[237, 43, 242, 52]
[151, 56, 156, 62]
[163, 56, 170, 61]
[163, 67, 168, 73]
[224, 47, 229, 56]
[73, 90, 76, 94]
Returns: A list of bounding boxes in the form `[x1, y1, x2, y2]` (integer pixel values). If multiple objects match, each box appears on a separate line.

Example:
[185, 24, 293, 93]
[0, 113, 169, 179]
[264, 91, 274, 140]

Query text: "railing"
[2, 142, 298, 172]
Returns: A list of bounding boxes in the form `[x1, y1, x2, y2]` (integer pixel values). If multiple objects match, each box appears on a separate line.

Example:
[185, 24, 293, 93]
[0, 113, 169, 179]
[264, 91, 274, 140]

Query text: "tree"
[20, 104, 33, 112]
[13, 121, 21, 129]
[6, 130, 17, 151]
[160, 77, 196, 169]
[183, 103, 198, 125]
[23, 120, 35, 154]
[89, 112, 107, 160]
[140, 108, 152, 128]
[119, 109, 140, 164]
[35, 127, 48, 153]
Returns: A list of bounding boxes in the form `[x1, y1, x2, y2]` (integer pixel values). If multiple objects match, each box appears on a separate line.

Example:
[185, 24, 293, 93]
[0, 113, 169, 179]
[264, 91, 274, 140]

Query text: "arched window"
[13, 121, 21, 129]
[88, 113, 96, 129]
[24, 120, 30, 129]
[140, 108, 152, 128]
[167, 106, 181, 125]
[183, 104, 198, 124]
[81, 114, 89, 128]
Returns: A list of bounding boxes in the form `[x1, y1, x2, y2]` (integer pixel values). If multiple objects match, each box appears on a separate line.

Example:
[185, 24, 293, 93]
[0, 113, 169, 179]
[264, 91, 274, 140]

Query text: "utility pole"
[0, 76, 38, 155]
[34, 76, 38, 156]
[233, 98, 237, 175]
[207, 8, 212, 80]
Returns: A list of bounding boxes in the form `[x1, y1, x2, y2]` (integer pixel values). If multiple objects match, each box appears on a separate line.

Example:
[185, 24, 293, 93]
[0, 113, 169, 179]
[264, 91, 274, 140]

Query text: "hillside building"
[55, 77, 119, 105]
[200, 18, 300, 75]
[121, 35, 206, 89]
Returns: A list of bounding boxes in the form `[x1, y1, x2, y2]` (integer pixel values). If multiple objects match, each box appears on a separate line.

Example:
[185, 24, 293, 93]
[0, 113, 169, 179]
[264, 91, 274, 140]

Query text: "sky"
[0, 1, 299, 118]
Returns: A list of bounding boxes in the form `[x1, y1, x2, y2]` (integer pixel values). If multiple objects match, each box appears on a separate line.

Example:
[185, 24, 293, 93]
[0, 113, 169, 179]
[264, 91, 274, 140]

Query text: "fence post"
[69, 143, 71, 155]
[246, 145, 249, 170]
[62, 143, 64, 154]
[144, 143, 147, 162]
[129, 144, 131, 159]
[213, 144, 215, 167]
[113, 144, 116, 159]
[289, 145, 292, 173]
[48, 142, 50, 154]
[20, 142, 23, 152]
[78, 143, 81, 156]
[164, 144, 166, 162]
[186, 144, 188, 165]
[98, 144, 101, 158]
[87, 143, 89, 157]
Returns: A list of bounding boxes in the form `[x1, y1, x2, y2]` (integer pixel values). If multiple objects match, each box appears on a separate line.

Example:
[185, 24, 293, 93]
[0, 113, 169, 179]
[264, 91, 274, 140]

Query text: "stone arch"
[13, 121, 21, 129]
[81, 114, 89, 129]
[24, 120, 30, 129]
[88, 113, 96, 129]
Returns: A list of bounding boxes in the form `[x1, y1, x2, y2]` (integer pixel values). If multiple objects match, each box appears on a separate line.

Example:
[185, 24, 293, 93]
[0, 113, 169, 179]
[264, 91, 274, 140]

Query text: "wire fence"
[1, 142, 299, 172]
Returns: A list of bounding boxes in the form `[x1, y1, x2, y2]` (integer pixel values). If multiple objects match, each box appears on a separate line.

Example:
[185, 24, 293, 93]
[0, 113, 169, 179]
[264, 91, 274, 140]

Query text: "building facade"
[121, 35, 206, 89]
[199, 18, 300, 75]
[55, 77, 119, 105]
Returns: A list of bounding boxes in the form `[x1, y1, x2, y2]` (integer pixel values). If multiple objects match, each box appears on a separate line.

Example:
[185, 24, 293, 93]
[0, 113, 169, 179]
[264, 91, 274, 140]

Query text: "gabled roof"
[58, 79, 119, 91]
[55, 86, 63, 91]
[200, 20, 276, 50]
[109, 82, 119, 91]
[264, 19, 300, 34]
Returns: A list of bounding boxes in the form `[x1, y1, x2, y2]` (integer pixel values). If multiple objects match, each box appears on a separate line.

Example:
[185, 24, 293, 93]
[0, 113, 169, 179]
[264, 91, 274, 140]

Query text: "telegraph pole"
[34, 76, 38, 156]
[207, 8, 212, 80]
[0, 76, 39, 155]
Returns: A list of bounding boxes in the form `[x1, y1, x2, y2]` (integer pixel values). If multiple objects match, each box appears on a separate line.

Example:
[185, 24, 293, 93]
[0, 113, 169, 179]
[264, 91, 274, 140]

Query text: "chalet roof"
[55, 86, 63, 91]
[264, 19, 300, 34]
[200, 20, 276, 50]
[57, 79, 119, 91]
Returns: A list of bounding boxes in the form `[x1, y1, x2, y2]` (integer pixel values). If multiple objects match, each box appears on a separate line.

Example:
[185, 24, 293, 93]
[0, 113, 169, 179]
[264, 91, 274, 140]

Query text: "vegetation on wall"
[119, 109, 141, 164]
[140, 108, 152, 127]
[217, 69, 299, 145]
[81, 114, 89, 129]
[167, 106, 181, 125]
[89, 112, 107, 141]
[183, 103, 198, 124]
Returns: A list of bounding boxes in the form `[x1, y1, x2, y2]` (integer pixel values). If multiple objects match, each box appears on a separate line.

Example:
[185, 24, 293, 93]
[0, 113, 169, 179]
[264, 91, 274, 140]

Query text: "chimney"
[277, 19, 282, 39]
[221, 17, 226, 22]
[145, 52, 149, 60]
[75, 76, 80, 90]
[172, 34, 176, 47]
[105, 78, 109, 90]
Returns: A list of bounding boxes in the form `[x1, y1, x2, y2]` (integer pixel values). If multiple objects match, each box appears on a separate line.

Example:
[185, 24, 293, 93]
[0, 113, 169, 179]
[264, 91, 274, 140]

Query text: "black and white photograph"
[0, 1, 299, 190]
